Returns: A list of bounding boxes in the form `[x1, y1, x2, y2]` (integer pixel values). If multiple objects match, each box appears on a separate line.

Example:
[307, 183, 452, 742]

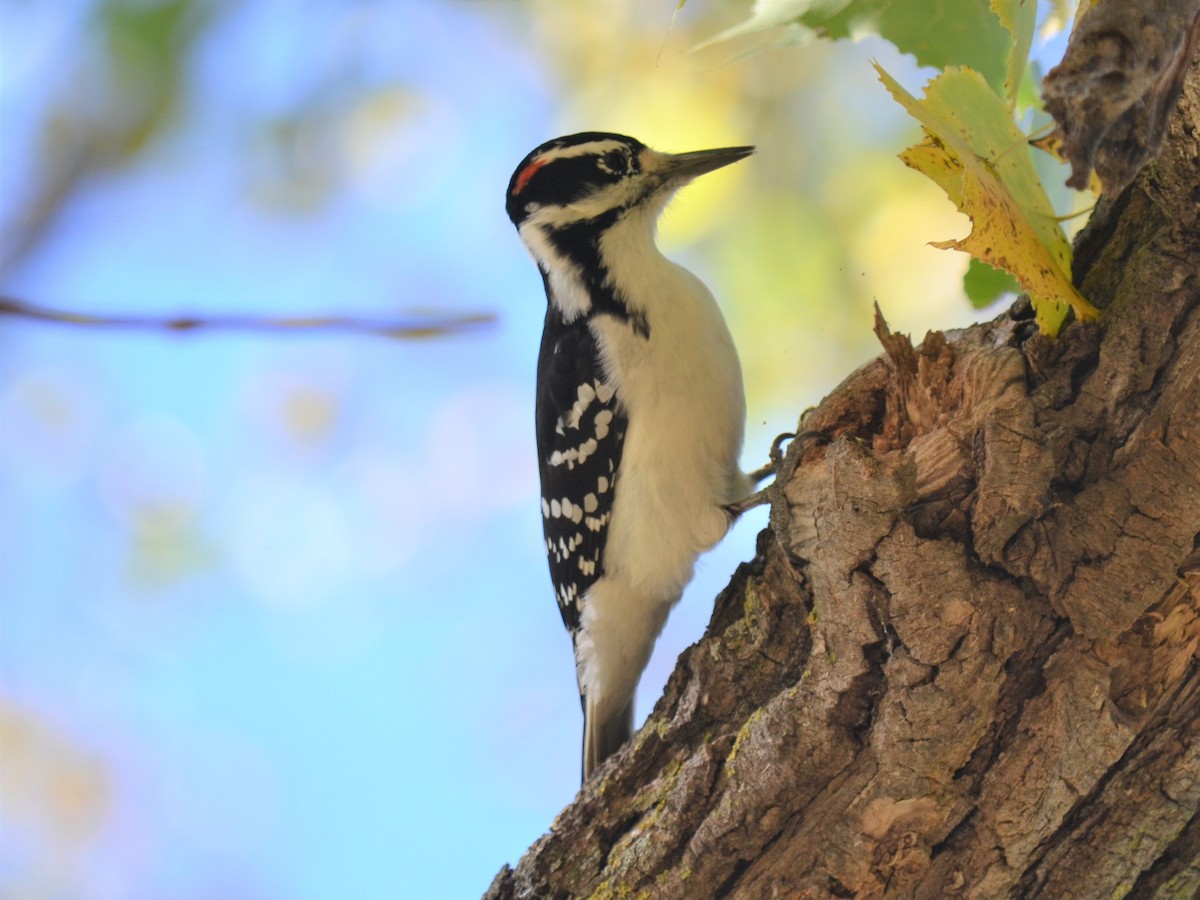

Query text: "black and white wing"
[534, 311, 626, 635]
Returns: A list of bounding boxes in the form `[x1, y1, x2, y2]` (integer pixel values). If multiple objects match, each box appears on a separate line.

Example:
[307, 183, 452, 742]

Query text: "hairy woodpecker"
[506, 132, 758, 780]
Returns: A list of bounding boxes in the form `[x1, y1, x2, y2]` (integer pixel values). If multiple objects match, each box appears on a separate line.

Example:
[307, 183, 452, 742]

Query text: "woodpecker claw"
[746, 431, 796, 484]
[746, 462, 774, 484]
[725, 486, 772, 519]
[728, 432, 795, 518]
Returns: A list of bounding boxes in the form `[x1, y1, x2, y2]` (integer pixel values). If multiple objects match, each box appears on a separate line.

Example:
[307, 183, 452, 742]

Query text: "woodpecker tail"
[582, 694, 634, 781]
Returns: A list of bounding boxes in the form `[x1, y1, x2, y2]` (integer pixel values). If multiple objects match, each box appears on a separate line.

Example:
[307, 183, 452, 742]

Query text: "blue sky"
[0, 1, 1048, 897]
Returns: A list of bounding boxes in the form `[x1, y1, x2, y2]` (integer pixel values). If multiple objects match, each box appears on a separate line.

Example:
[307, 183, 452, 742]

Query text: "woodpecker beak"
[648, 145, 755, 186]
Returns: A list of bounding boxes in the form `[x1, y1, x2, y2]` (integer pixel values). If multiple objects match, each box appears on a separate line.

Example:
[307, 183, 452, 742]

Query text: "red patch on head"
[513, 157, 548, 195]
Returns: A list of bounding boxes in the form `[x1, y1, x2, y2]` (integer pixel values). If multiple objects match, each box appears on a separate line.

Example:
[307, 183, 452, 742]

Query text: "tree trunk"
[486, 43, 1200, 900]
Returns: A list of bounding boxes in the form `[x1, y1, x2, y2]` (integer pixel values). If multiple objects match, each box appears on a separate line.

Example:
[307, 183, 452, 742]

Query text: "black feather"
[534, 306, 627, 634]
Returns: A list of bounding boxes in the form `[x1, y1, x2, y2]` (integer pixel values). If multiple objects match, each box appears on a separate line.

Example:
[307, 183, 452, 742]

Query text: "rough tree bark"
[487, 30, 1200, 900]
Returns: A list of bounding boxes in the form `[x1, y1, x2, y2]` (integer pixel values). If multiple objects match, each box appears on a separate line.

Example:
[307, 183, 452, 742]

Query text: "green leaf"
[964, 258, 1020, 308]
[991, 0, 1037, 105]
[707, 0, 1013, 95]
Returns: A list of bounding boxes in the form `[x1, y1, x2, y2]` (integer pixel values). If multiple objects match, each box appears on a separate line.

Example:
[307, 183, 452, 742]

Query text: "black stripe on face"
[506, 133, 646, 225]
[522, 155, 620, 208]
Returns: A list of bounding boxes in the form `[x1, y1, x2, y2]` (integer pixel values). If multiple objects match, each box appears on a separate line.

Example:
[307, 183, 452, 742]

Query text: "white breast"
[589, 212, 749, 603]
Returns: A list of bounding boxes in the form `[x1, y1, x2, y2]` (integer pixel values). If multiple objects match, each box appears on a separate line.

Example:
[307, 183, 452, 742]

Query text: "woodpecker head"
[506, 132, 754, 233]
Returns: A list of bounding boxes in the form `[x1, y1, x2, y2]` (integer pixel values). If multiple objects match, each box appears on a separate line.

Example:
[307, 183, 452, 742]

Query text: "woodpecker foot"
[729, 432, 794, 518]
[728, 429, 832, 520]
[746, 431, 796, 484]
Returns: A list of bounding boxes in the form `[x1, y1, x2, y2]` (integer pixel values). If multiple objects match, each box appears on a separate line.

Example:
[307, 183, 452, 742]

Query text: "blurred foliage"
[249, 84, 427, 214]
[2, 0, 215, 273]
[0, 701, 113, 885]
[98, 0, 209, 153]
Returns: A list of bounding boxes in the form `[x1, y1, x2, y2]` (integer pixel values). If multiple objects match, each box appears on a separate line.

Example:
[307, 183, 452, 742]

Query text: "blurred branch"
[0, 296, 496, 340]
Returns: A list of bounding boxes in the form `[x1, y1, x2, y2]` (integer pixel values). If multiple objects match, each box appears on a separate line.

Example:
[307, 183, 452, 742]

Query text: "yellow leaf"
[876, 64, 1098, 335]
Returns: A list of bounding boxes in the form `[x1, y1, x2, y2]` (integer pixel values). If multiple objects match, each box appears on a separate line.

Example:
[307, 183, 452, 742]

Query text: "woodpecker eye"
[598, 150, 628, 176]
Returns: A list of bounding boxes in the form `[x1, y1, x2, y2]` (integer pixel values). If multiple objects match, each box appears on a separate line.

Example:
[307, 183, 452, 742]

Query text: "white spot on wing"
[594, 408, 613, 439]
[561, 381, 599, 431]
